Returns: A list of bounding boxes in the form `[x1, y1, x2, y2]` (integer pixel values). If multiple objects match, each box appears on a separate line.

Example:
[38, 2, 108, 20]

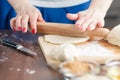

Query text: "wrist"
[8, 0, 32, 11]
[89, 0, 113, 13]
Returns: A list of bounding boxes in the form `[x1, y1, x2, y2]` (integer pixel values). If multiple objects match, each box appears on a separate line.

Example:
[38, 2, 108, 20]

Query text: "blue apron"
[0, 0, 91, 30]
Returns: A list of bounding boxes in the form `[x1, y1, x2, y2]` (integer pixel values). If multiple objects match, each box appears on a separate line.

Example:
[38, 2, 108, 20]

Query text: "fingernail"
[76, 24, 80, 27]
[18, 27, 22, 30]
[89, 27, 94, 30]
[89, 25, 95, 30]
[79, 27, 85, 32]
[13, 27, 16, 31]
[22, 28, 26, 33]
[32, 28, 36, 34]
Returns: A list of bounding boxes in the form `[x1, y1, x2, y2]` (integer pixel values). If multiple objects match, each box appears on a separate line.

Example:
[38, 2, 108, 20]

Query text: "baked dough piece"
[50, 43, 79, 62]
[44, 35, 89, 44]
[106, 24, 120, 47]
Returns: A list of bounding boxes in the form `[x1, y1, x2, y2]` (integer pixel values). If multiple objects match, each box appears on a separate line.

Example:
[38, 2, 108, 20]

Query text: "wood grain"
[38, 36, 120, 70]
[37, 22, 110, 38]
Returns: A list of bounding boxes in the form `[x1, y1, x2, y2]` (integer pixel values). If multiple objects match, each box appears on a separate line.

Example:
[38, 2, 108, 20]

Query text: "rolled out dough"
[44, 35, 89, 44]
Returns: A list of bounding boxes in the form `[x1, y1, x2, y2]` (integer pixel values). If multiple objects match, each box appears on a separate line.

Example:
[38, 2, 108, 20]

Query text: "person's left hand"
[66, 7, 106, 32]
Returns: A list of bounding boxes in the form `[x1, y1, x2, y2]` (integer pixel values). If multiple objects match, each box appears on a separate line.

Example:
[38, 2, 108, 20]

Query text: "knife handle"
[1, 39, 21, 49]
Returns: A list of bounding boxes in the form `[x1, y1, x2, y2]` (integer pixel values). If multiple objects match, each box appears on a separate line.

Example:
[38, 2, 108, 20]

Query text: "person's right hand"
[10, 2, 44, 34]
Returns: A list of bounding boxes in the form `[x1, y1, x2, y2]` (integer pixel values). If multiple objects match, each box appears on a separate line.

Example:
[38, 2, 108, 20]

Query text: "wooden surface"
[0, 30, 63, 80]
[38, 36, 120, 70]
[37, 22, 110, 38]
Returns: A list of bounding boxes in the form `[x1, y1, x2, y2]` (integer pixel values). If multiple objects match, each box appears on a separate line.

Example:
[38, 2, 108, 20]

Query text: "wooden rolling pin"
[37, 22, 110, 38]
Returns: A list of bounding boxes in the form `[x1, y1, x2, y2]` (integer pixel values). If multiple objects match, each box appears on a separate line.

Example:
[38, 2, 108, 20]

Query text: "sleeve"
[0, 0, 16, 30]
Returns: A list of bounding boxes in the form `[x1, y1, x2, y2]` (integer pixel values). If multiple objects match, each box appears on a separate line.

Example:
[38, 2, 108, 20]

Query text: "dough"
[44, 35, 89, 44]
[50, 43, 79, 62]
[59, 61, 90, 77]
[106, 24, 120, 46]
[74, 74, 111, 80]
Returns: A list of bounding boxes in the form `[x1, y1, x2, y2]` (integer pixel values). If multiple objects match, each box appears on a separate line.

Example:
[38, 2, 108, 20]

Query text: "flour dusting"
[26, 69, 36, 74]
[0, 52, 8, 63]
[76, 41, 113, 56]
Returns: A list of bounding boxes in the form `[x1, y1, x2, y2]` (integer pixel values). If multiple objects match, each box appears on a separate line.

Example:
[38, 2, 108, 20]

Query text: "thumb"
[66, 13, 78, 20]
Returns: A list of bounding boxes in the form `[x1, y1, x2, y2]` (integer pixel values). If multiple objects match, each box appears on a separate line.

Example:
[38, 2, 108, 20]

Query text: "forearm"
[7, 0, 32, 11]
[89, 0, 113, 13]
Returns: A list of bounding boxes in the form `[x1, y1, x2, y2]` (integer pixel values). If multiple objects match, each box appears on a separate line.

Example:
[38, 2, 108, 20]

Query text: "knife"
[0, 39, 37, 56]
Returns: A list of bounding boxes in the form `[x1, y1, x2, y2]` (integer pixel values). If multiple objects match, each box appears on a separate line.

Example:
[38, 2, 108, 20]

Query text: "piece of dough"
[59, 61, 90, 77]
[106, 24, 120, 47]
[74, 74, 111, 80]
[50, 43, 79, 62]
[44, 35, 89, 44]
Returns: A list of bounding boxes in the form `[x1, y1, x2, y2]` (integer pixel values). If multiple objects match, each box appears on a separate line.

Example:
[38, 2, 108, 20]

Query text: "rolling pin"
[36, 22, 110, 38]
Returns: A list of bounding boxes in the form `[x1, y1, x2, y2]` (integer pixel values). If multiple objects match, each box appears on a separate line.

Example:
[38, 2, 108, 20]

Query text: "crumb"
[16, 68, 21, 71]
[0, 52, 8, 63]
[26, 69, 36, 74]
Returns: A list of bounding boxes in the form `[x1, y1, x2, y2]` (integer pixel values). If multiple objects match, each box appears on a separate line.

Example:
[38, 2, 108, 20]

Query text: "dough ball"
[50, 43, 79, 62]
[106, 24, 120, 46]
[44, 35, 89, 44]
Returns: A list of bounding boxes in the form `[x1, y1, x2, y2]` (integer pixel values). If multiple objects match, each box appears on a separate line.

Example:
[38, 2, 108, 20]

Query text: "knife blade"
[0, 39, 37, 56]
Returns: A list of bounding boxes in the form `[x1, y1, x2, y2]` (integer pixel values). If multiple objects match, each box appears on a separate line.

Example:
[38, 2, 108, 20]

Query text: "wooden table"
[0, 30, 63, 80]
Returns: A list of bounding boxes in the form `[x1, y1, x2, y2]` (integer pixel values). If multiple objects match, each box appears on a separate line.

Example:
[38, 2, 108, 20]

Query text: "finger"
[15, 15, 22, 31]
[75, 12, 88, 29]
[21, 15, 29, 33]
[87, 22, 97, 31]
[75, 16, 85, 29]
[10, 18, 16, 31]
[29, 14, 38, 34]
[80, 19, 92, 32]
[37, 13, 44, 22]
[97, 19, 105, 28]
[66, 13, 78, 20]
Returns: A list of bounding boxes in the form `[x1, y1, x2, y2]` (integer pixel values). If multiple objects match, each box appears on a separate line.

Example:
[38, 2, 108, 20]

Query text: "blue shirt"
[0, 0, 91, 30]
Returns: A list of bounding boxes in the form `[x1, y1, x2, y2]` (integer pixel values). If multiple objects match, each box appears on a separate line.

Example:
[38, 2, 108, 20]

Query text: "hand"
[66, 7, 106, 32]
[10, 3, 44, 34]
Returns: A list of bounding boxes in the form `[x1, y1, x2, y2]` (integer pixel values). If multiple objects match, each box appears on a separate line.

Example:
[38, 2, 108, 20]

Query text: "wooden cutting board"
[38, 36, 120, 69]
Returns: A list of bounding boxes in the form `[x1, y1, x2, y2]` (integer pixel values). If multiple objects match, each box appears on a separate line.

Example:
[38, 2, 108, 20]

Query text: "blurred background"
[105, 0, 120, 28]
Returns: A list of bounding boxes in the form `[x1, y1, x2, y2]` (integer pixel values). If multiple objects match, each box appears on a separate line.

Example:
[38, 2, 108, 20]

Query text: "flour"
[50, 43, 79, 61]
[26, 69, 36, 74]
[17, 68, 21, 71]
[76, 41, 113, 57]
[9, 67, 14, 71]
[50, 41, 113, 62]
[0, 52, 8, 63]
